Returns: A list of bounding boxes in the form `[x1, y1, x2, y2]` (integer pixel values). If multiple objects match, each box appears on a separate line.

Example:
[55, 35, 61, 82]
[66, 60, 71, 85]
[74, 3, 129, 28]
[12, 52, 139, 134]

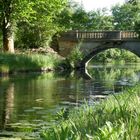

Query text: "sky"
[74, 0, 125, 11]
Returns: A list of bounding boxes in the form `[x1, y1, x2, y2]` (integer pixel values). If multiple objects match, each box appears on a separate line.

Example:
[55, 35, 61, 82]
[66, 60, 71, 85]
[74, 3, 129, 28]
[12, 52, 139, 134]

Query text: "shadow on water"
[0, 63, 140, 138]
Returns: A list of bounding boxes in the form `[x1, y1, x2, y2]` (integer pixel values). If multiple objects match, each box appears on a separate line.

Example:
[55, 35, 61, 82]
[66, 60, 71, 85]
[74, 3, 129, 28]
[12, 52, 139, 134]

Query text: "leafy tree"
[112, 0, 140, 38]
[55, 1, 113, 31]
[0, 0, 36, 52]
[132, 1, 140, 37]
[69, 7, 113, 30]
[71, 7, 90, 30]
[55, 0, 79, 30]
[0, 0, 67, 53]
[16, 0, 67, 49]
[87, 9, 113, 30]
[112, 4, 135, 30]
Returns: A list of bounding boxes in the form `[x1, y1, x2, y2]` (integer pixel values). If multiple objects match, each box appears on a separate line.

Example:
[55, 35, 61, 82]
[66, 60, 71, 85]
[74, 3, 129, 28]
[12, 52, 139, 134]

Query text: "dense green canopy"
[0, 0, 67, 52]
[0, 0, 140, 52]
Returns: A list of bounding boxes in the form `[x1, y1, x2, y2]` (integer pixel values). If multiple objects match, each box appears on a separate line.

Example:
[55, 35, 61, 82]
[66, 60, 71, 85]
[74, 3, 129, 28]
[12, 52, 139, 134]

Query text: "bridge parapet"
[77, 31, 121, 40]
[121, 31, 138, 39]
[60, 30, 139, 41]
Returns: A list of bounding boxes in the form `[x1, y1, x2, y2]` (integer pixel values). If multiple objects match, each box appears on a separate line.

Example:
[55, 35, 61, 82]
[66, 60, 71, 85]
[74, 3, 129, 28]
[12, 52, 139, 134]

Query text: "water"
[0, 63, 140, 139]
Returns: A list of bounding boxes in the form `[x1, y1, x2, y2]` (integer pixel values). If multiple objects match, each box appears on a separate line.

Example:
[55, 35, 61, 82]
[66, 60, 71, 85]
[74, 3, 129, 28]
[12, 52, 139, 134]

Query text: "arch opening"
[89, 48, 140, 65]
[79, 43, 140, 68]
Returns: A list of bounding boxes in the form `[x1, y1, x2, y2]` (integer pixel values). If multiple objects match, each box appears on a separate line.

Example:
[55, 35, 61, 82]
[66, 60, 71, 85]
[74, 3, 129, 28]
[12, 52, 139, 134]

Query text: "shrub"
[67, 42, 84, 68]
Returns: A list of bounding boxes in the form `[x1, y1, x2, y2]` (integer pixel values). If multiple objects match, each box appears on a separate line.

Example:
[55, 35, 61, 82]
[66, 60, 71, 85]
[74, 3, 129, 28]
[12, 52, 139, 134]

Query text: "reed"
[0, 53, 62, 74]
[41, 85, 140, 140]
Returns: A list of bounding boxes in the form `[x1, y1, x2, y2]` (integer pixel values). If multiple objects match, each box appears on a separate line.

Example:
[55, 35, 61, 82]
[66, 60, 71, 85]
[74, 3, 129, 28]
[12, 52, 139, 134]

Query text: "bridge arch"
[58, 30, 140, 69]
[77, 42, 140, 68]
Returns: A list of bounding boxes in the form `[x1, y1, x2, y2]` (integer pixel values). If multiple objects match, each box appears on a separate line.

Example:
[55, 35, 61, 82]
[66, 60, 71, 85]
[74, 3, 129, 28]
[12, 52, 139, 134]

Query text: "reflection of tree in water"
[87, 65, 140, 85]
[84, 64, 140, 95]
[2, 83, 15, 129]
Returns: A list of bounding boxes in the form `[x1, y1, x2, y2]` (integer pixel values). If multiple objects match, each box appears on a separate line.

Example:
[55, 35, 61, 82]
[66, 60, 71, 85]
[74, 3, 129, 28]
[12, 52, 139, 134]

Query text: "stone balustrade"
[60, 30, 139, 40]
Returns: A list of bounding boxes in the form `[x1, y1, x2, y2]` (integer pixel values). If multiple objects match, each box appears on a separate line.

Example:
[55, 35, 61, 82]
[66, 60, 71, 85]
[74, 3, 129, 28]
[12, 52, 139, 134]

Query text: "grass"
[0, 52, 63, 74]
[41, 85, 140, 140]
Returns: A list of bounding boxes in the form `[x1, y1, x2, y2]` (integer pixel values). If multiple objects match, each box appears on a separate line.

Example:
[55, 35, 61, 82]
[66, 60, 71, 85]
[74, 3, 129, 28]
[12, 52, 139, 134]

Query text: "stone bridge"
[58, 30, 140, 68]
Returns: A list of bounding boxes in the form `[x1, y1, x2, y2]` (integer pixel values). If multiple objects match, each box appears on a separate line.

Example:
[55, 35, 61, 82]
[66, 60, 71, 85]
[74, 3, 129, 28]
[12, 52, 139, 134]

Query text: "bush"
[67, 42, 84, 68]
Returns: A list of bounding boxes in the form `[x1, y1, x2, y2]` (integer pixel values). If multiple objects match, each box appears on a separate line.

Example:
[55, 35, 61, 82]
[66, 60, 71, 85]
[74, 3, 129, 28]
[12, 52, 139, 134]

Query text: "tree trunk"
[2, 19, 14, 53]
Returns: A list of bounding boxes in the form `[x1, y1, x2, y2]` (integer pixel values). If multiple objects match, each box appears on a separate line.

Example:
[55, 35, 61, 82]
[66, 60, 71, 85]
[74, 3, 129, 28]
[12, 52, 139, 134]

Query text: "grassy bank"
[0, 52, 64, 74]
[41, 85, 140, 140]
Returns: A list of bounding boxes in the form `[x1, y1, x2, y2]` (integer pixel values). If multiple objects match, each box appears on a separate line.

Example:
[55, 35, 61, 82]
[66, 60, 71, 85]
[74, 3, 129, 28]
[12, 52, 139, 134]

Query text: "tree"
[71, 7, 90, 30]
[15, 0, 68, 49]
[0, 0, 67, 53]
[54, 1, 114, 31]
[112, 1, 140, 30]
[132, 0, 140, 37]
[87, 9, 113, 30]
[0, 0, 34, 52]
[112, 4, 134, 30]
[69, 7, 113, 30]
[55, 0, 78, 30]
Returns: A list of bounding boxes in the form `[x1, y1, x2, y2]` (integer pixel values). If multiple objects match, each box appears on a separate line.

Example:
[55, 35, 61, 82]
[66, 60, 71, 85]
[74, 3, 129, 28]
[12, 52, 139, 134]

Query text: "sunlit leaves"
[112, 2, 140, 30]
[0, 0, 67, 25]
[0, 0, 67, 49]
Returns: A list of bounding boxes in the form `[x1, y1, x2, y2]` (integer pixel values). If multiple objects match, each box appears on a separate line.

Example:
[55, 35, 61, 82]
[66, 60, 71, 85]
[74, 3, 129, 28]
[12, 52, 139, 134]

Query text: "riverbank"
[1, 47, 140, 76]
[41, 84, 140, 139]
[0, 48, 70, 75]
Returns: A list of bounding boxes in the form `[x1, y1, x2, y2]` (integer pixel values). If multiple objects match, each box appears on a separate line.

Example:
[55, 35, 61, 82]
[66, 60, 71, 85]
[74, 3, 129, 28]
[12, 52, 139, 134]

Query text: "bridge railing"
[77, 31, 121, 39]
[60, 30, 139, 40]
[121, 31, 138, 39]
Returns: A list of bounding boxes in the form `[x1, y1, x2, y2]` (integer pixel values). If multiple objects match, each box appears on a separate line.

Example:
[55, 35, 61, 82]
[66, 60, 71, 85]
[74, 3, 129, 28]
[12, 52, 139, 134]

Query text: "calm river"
[0, 63, 140, 139]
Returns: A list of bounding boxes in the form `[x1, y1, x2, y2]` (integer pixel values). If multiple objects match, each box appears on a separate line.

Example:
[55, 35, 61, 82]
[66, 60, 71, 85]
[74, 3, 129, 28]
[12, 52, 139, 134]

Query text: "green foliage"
[56, 108, 70, 120]
[0, 0, 67, 24]
[112, 2, 140, 30]
[135, 21, 140, 38]
[15, 22, 52, 48]
[112, 4, 134, 30]
[63, 3, 140, 64]
[87, 63, 140, 89]
[67, 42, 84, 68]
[58, 0, 139, 32]
[0, 30, 2, 49]
[41, 85, 140, 139]
[0, 0, 140, 56]
[87, 9, 114, 30]
[71, 7, 90, 30]
[62, 6, 114, 30]
[15, 0, 68, 48]
[54, 1, 114, 31]
[0, 0, 67, 50]
[133, 1, 140, 38]
[127, 0, 140, 5]
[92, 48, 140, 63]
[0, 52, 62, 74]
[54, 1, 76, 30]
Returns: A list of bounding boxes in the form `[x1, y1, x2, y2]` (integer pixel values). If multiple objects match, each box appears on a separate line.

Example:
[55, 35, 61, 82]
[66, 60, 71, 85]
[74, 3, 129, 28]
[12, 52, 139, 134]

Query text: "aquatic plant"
[0, 53, 62, 74]
[41, 85, 140, 140]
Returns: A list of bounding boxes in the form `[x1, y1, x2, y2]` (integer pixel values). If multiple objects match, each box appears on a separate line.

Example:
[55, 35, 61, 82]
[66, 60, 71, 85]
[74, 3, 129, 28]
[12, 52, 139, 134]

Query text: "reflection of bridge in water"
[58, 30, 140, 68]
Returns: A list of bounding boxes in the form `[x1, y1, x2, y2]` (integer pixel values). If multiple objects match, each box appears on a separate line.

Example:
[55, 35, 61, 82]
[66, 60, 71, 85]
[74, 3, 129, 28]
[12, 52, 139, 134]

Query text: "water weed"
[41, 85, 140, 140]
